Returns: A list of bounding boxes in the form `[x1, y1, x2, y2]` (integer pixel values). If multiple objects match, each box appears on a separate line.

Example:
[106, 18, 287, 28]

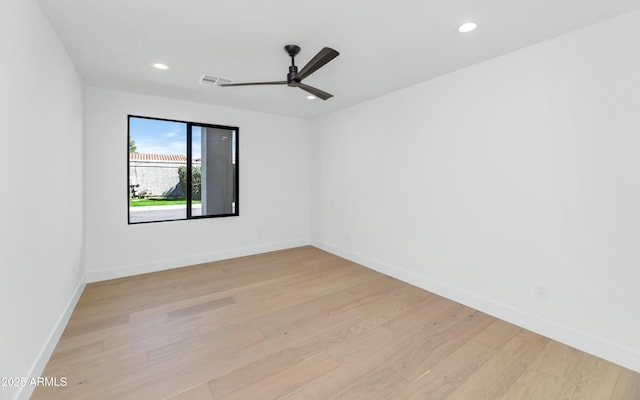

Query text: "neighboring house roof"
[130, 153, 186, 162]
[129, 153, 201, 163]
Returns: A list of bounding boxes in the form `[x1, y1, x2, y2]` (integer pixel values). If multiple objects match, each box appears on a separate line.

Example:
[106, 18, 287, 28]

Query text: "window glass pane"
[128, 117, 187, 223]
[194, 125, 237, 217]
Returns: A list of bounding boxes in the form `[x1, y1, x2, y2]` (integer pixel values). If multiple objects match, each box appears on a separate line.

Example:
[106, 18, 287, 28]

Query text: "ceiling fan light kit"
[220, 44, 340, 100]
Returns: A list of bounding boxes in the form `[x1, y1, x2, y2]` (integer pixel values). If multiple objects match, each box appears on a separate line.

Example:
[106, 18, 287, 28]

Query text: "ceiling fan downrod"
[285, 45, 301, 85]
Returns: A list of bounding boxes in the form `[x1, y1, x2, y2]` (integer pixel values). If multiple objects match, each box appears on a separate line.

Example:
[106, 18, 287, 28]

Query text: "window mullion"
[186, 123, 193, 219]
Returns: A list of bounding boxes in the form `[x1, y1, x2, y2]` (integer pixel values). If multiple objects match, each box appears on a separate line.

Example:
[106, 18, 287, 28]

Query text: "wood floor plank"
[62, 313, 129, 338]
[146, 327, 264, 365]
[292, 298, 413, 359]
[166, 296, 235, 321]
[221, 351, 339, 400]
[496, 340, 583, 400]
[90, 329, 266, 400]
[329, 367, 409, 400]
[280, 329, 400, 400]
[388, 311, 494, 381]
[380, 294, 466, 334]
[163, 383, 214, 400]
[445, 329, 550, 400]
[31, 246, 640, 400]
[395, 320, 521, 399]
[556, 352, 622, 400]
[611, 367, 640, 400]
[207, 348, 302, 398]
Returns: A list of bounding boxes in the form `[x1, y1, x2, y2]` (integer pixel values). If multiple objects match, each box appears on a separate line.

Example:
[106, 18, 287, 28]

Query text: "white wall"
[311, 10, 640, 372]
[84, 88, 311, 281]
[0, 0, 85, 399]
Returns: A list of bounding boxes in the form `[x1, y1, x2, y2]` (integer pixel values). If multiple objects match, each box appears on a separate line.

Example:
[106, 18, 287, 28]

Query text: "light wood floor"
[32, 246, 639, 399]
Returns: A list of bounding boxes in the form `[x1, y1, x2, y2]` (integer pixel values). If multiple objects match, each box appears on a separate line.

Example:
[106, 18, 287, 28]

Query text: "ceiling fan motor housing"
[287, 65, 300, 86]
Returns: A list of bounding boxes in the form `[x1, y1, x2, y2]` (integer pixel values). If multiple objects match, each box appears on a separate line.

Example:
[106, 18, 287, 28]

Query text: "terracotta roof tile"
[130, 153, 194, 162]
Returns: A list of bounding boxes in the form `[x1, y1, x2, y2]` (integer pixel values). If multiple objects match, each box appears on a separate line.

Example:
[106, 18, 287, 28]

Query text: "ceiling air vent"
[199, 74, 233, 86]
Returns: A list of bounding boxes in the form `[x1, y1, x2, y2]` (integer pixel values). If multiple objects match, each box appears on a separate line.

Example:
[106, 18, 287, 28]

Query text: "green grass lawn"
[129, 198, 201, 207]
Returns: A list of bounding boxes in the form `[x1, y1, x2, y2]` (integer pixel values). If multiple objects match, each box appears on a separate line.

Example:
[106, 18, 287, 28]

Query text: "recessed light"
[153, 63, 170, 70]
[306, 95, 316, 100]
[458, 22, 477, 33]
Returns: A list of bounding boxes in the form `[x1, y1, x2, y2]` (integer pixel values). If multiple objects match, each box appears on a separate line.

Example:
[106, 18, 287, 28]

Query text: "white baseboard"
[311, 240, 640, 373]
[16, 277, 86, 400]
[86, 239, 311, 283]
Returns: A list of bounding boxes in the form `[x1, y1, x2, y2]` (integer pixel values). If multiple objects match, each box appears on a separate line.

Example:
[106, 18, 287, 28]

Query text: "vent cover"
[199, 74, 233, 86]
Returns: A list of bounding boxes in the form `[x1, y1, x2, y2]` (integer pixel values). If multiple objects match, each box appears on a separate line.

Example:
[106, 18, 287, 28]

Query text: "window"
[128, 115, 238, 224]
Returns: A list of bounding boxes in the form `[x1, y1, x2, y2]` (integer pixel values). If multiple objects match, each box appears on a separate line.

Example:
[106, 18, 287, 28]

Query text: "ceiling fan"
[220, 45, 339, 100]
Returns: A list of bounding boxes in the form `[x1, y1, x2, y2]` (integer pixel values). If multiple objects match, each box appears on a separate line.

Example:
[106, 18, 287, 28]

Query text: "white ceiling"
[38, 0, 639, 119]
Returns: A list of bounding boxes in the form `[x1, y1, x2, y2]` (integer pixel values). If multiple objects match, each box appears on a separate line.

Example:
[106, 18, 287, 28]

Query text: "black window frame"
[127, 114, 239, 224]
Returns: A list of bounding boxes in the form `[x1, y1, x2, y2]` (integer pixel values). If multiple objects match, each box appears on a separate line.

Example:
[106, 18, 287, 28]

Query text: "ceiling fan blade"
[297, 47, 339, 81]
[295, 83, 333, 100]
[220, 81, 287, 87]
